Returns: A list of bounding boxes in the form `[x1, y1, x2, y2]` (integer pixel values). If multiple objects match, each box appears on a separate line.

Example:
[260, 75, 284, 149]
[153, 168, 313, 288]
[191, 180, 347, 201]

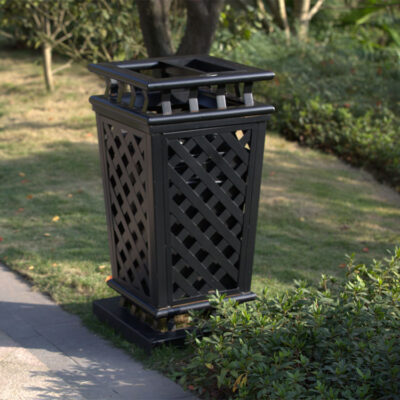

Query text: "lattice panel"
[102, 120, 150, 299]
[168, 129, 252, 301]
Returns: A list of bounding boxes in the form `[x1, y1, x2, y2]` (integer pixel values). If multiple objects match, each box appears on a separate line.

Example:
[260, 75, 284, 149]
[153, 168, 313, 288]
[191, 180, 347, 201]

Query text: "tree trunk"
[266, 0, 290, 41]
[137, 0, 174, 57]
[294, 0, 310, 40]
[137, 0, 225, 57]
[255, 0, 274, 33]
[293, 0, 325, 40]
[177, 0, 225, 55]
[42, 43, 54, 92]
[277, 0, 291, 41]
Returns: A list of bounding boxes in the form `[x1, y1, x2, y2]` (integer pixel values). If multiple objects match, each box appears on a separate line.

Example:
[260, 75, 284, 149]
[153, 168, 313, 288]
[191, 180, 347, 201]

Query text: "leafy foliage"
[182, 249, 400, 399]
[279, 101, 400, 188]
[0, 0, 145, 62]
[64, 0, 145, 62]
[216, 27, 400, 190]
[214, 3, 267, 52]
[340, 0, 400, 57]
[0, 0, 83, 62]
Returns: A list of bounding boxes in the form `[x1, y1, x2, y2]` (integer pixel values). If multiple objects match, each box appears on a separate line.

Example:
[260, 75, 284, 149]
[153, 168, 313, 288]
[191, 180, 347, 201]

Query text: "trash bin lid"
[89, 55, 274, 123]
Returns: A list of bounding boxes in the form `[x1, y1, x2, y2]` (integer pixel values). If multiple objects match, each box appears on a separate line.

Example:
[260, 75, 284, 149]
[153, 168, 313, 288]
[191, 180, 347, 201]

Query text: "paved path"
[0, 263, 196, 400]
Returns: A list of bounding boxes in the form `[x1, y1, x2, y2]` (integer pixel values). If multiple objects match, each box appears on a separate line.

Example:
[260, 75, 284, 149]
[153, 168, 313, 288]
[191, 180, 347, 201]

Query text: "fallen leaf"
[28, 265, 34, 270]
[26, 194, 33, 199]
[19, 172, 25, 177]
[362, 247, 369, 253]
[98, 265, 106, 270]
[52, 216, 60, 222]
[299, 217, 305, 222]
[67, 193, 73, 198]
[86, 133, 93, 137]
[338, 263, 346, 268]
[52, 263, 58, 267]
[43, 233, 51, 237]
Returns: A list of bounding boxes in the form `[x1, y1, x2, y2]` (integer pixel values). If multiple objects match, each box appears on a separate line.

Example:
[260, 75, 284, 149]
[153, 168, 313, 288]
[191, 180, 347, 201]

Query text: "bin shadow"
[1, 138, 399, 298]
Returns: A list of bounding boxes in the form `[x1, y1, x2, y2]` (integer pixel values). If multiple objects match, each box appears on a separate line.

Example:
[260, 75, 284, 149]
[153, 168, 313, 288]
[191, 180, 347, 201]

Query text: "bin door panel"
[165, 124, 263, 304]
[97, 115, 152, 302]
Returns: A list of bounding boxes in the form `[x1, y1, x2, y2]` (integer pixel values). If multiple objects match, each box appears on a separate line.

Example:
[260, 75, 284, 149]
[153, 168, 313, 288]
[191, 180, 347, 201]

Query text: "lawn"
[1, 49, 400, 367]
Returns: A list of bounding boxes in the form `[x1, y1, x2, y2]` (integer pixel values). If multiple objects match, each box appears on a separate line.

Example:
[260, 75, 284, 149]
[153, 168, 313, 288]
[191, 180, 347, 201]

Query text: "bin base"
[93, 296, 188, 353]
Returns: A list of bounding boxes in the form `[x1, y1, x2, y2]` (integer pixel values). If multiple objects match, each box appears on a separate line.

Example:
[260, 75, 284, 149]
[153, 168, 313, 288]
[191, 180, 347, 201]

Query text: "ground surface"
[0, 263, 196, 400]
[1, 49, 400, 369]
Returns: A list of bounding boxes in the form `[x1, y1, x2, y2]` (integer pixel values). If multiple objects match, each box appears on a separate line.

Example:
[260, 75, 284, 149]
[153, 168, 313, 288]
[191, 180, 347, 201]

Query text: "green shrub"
[181, 248, 400, 399]
[279, 100, 400, 188]
[214, 30, 400, 191]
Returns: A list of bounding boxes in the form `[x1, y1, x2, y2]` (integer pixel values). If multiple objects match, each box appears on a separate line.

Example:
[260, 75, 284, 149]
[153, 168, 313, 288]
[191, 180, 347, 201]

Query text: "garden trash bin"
[88, 55, 274, 350]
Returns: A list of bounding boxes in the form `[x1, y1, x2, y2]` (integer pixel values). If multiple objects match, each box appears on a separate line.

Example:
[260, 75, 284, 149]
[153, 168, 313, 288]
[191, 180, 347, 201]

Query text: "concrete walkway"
[0, 263, 196, 400]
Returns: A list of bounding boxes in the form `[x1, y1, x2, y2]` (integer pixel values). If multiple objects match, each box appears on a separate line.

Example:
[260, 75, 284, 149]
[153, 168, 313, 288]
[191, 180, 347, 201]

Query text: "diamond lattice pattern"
[168, 129, 252, 301]
[103, 120, 150, 299]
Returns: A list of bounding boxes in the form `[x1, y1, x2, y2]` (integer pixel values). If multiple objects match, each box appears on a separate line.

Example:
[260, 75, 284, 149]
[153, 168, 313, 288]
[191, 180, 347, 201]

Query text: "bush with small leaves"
[278, 100, 400, 189]
[217, 30, 400, 191]
[181, 248, 400, 399]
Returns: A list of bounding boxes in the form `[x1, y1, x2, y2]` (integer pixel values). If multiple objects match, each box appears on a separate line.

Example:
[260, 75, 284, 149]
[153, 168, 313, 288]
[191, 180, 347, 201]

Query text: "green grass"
[253, 135, 400, 295]
[1, 49, 400, 375]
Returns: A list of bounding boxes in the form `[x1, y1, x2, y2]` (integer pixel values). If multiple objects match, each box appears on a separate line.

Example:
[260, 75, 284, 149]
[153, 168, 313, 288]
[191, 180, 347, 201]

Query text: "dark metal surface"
[95, 114, 267, 314]
[90, 95, 275, 125]
[88, 54, 274, 90]
[106, 279, 256, 318]
[89, 54, 275, 120]
[93, 297, 187, 352]
[90, 55, 274, 345]
[165, 125, 265, 304]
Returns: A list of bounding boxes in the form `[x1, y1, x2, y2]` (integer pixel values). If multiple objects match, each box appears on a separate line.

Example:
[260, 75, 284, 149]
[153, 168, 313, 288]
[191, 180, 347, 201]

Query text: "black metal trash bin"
[89, 55, 274, 350]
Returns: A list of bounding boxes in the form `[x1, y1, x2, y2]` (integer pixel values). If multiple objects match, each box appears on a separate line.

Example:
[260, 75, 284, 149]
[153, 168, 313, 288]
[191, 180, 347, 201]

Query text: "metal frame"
[90, 55, 274, 347]
[89, 54, 274, 90]
[89, 54, 274, 120]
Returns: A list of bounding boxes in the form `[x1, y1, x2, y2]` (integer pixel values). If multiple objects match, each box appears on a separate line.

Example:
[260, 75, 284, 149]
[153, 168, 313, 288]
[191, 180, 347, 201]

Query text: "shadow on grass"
[0, 141, 109, 271]
[252, 143, 400, 291]
[1, 139, 399, 299]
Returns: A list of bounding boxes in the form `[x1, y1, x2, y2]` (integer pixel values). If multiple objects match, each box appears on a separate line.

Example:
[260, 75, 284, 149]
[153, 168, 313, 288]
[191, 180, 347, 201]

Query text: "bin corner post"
[238, 120, 268, 292]
[94, 114, 119, 280]
[147, 131, 170, 310]
[89, 55, 274, 351]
